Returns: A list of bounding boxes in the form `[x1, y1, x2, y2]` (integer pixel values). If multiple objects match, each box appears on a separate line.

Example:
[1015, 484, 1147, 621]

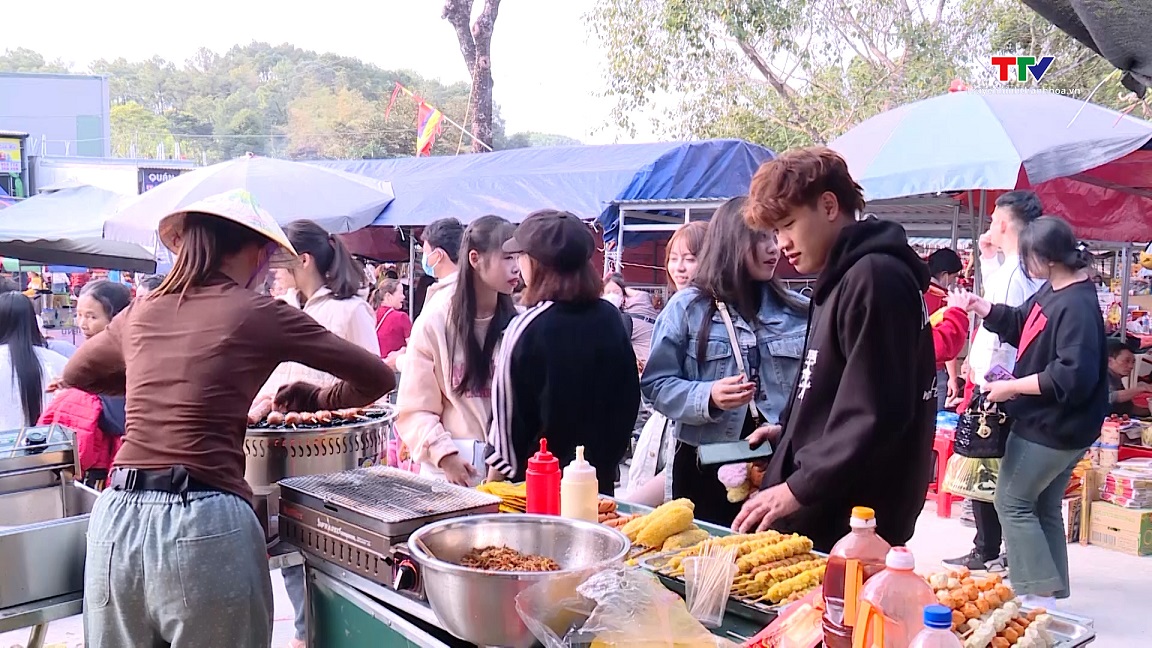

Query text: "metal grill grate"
[279, 466, 499, 524]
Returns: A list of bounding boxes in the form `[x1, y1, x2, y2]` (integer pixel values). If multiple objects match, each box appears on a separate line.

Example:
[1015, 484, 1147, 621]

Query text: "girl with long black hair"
[0, 292, 69, 429]
[641, 196, 809, 526]
[251, 219, 381, 420]
[396, 215, 520, 486]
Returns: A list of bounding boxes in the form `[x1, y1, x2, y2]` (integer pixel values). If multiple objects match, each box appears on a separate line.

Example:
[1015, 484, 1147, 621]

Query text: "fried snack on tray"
[656, 531, 827, 607]
[476, 482, 528, 513]
[459, 546, 560, 572]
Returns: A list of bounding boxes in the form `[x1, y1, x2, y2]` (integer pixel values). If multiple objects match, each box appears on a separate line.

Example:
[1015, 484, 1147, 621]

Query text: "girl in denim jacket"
[641, 197, 808, 526]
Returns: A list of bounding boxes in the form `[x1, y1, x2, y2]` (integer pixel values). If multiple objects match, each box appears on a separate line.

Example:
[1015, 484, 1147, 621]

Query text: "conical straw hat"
[158, 189, 298, 264]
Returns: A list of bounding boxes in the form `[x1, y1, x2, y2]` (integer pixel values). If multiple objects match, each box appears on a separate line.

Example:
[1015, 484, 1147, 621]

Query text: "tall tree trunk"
[443, 0, 501, 153]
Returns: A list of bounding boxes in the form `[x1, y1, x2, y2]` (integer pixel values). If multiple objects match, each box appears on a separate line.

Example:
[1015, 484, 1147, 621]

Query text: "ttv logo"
[991, 56, 1055, 83]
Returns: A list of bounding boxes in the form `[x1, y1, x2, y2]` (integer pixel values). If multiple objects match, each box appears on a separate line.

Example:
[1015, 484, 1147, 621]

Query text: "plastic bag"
[943, 454, 999, 502]
[743, 590, 824, 648]
[517, 566, 737, 648]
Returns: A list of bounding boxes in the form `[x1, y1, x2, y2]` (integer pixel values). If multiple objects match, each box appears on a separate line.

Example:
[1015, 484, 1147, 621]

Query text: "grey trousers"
[84, 489, 273, 648]
[994, 433, 1086, 598]
[283, 563, 308, 640]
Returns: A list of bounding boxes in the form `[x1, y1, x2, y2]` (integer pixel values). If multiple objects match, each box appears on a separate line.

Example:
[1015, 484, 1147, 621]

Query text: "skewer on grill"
[284, 412, 302, 430]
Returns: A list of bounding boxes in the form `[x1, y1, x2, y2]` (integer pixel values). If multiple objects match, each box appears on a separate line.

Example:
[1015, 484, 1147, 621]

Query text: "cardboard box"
[1062, 498, 1082, 543]
[1088, 501, 1152, 556]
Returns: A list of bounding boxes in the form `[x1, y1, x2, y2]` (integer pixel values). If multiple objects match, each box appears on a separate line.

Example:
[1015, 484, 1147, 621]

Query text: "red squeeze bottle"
[525, 438, 561, 515]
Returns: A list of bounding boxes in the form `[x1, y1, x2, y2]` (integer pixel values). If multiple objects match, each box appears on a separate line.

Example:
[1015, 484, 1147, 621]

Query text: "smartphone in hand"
[985, 364, 1015, 383]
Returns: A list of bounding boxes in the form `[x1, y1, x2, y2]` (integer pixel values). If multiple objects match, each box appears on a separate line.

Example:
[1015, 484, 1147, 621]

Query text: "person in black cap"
[486, 209, 640, 493]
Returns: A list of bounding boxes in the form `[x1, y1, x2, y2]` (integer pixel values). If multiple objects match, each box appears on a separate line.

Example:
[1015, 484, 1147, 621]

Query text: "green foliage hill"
[1, 43, 580, 162]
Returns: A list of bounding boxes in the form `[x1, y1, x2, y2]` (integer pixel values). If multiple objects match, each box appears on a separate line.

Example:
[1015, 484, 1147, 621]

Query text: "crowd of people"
[0, 146, 1120, 646]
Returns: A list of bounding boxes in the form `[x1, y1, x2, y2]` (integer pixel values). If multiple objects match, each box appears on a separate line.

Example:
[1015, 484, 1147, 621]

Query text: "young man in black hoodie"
[733, 147, 937, 552]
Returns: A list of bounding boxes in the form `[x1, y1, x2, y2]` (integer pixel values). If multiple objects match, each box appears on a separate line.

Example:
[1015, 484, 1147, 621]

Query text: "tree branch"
[472, 0, 502, 52]
[443, 0, 477, 70]
[735, 38, 825, 143]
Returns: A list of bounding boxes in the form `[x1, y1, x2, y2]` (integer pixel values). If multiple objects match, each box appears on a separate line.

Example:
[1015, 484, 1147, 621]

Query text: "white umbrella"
[104, 153, 395, 248]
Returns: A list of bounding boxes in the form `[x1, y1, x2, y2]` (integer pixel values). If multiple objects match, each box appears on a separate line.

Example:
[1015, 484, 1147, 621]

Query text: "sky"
[10, 0, 657, 145]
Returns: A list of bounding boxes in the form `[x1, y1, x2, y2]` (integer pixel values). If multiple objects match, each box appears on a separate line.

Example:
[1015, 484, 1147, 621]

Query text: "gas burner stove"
[278, 466, 500, 599]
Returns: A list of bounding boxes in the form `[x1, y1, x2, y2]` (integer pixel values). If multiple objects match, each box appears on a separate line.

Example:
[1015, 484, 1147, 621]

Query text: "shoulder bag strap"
[716, 301, 762, 422]
[375, 307, 394, 333]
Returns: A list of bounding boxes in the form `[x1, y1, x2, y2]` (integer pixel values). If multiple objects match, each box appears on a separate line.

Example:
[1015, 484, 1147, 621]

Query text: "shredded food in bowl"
[459, 546, 560, 572]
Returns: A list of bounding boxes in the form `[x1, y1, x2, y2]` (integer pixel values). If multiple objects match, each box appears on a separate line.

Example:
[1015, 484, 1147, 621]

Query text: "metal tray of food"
[1020, 610, 1095, 648]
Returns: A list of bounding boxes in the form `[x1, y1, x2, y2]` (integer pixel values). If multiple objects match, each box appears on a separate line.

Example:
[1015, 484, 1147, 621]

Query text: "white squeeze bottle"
[560, 446, 599, 522]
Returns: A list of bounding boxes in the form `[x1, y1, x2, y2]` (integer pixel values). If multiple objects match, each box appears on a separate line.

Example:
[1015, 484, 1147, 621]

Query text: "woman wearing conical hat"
[60, 189, 395, 647]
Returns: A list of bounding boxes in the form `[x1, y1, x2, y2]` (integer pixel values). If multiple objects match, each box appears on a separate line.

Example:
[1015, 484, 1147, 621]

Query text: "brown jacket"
[63, 274, 395, 502]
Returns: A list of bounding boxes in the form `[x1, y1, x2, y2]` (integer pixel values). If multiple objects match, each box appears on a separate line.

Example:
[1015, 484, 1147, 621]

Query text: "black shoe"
[943, 549, 990, 571]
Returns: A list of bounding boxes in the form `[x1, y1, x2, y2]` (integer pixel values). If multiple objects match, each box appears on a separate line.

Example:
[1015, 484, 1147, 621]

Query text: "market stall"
[265, 465, 1097, 648]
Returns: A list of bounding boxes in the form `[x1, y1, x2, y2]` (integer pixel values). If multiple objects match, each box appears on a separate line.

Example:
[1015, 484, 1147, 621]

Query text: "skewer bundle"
[683, 542, 738, 625]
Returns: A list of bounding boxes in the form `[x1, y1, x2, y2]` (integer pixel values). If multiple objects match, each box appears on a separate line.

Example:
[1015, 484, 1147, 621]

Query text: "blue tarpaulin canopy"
[310, 140, 774, 238]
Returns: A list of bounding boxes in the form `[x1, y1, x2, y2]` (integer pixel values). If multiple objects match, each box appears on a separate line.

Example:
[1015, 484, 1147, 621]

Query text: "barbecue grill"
[244, 406, 395, 544]
[278, 466, 500, 600]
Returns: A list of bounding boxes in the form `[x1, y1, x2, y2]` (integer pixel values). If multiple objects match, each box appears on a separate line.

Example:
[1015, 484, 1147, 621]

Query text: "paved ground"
[4, 502, 1148, 647]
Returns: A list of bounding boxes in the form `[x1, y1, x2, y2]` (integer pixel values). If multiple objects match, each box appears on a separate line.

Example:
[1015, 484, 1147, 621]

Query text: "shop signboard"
[138, 167, 185, 193]
[0, 137, 22, 174]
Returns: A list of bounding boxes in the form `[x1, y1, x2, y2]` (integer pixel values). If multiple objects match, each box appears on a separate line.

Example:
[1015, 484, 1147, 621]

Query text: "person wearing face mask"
[418, 217, 465, 310]
[58, 190, 395, 648]
[603, 273, 660, 366]
[641, 198, 807, 526]
[397, 215, 521, 486]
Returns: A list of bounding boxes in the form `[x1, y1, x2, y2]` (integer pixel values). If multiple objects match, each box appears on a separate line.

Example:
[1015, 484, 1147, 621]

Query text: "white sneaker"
[1019, 594, 1057, 611]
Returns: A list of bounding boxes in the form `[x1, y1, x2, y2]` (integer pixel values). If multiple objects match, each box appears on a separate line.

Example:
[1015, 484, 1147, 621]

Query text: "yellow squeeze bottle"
[560, 446, 599, 523]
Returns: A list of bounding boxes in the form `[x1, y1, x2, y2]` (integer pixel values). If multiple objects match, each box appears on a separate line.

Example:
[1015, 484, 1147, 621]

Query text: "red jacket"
[37, 388, 121, 474]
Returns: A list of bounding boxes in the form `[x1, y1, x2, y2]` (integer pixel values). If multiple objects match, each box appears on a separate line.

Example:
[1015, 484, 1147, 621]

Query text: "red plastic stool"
[927, 433, 956, 518]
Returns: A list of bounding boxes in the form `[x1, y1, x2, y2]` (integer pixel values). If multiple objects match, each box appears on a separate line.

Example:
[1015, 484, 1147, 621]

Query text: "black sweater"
[983, 280, 1108, 450]
[486, 299, 640, 494]
[763, 219, 937, 551]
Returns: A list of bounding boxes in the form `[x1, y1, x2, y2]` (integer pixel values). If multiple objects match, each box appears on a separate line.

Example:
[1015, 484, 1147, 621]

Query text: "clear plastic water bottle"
[908, 605, 963, 648]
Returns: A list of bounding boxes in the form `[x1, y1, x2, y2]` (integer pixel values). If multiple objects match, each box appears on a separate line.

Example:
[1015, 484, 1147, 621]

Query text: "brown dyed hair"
[666, 221, 708, 294]
[519, 257, 602, 307]
[152, 212, 272, 301]
[371, 277, 403, 309]
[746, 147, 865, 228]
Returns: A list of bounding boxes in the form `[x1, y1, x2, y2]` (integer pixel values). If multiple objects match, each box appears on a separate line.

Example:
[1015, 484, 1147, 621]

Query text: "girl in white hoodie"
[396, 215, 520, 486]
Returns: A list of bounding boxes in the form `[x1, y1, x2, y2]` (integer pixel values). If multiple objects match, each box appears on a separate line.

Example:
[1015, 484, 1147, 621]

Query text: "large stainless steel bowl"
[407, 513, 630, 647]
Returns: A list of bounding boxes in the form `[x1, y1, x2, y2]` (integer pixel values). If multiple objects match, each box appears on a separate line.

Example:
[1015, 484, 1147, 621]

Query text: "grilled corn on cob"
[661, 527, 710, 552]
[636, 503, 695, 547]
[621, 499, 694, 542]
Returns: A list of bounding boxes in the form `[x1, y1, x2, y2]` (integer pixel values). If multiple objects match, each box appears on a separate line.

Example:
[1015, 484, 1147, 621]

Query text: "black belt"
[628, 313, 657, 325]
[108, 466, 222, 504]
